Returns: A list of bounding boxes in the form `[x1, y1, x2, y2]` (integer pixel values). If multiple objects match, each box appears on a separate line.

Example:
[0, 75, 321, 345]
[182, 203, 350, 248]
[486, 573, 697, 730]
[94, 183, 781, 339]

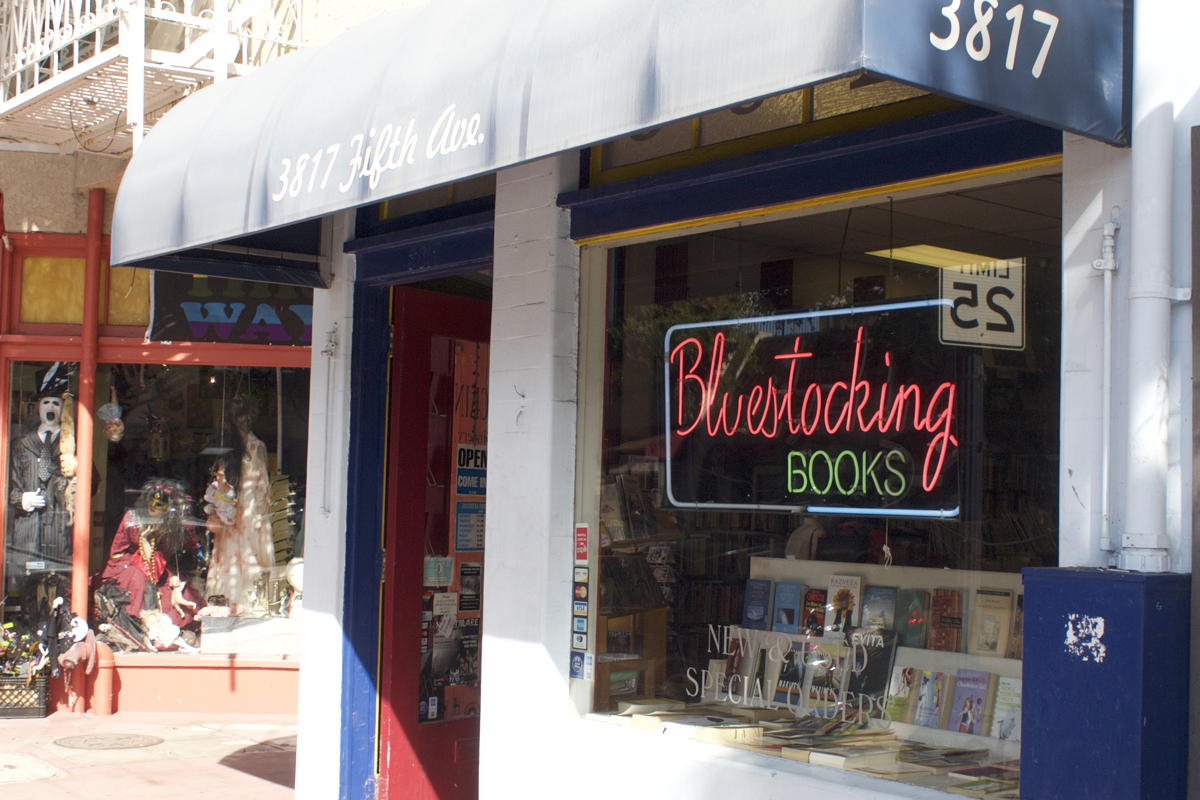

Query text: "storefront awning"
[111, 0, 1129, 282]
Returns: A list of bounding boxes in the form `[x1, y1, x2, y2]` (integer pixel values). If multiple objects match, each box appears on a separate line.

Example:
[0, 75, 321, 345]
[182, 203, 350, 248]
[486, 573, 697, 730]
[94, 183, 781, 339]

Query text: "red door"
[380, 286, 490, 800]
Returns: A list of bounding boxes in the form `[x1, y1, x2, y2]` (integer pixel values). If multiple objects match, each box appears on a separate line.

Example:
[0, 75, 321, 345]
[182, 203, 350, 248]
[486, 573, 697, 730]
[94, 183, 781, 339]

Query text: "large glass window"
[3, 362, 308, 654]
[584, 175, 1059, 794]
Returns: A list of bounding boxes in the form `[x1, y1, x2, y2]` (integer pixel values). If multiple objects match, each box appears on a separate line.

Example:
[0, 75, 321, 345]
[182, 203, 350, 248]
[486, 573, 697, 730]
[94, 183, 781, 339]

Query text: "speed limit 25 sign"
[939, 258, 1025, 350]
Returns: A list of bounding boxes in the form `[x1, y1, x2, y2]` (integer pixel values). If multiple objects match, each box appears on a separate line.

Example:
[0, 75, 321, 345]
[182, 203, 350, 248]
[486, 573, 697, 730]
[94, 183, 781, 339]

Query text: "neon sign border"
[662, 298, 960, 519]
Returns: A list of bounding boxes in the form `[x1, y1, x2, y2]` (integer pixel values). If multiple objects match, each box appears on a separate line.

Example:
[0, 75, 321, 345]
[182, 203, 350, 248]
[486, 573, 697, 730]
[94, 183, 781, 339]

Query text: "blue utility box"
[1021, 568, 1189, 799]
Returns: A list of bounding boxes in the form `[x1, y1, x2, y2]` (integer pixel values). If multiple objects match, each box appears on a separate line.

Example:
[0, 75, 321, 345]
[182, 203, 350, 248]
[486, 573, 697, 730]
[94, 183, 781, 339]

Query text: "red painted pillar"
[71, 189, 103, 623]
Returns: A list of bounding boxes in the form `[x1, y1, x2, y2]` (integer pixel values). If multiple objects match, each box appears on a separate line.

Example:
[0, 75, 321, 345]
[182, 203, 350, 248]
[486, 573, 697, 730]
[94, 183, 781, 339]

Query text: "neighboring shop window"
[2, 362, 309, 656]
[586, 175, 1060, 793]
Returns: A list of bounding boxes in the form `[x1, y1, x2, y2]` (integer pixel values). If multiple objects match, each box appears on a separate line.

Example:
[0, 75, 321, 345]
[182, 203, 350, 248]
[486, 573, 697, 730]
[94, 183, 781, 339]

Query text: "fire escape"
[0, 0, 303, 155]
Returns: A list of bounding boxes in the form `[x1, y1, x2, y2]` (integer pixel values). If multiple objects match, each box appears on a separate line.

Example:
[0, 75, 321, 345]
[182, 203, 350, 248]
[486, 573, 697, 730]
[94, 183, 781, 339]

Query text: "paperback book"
[988, 676, 1022, 742]
[884, 665, 918, 723]
[911, 669, 952, 729]
[1006, 594, 1024, 659]
[741, 578, 774, 630]
[860, 584, 898, 630]
[772, 581, 805, 634]
[896, 589, 931, 648]
[846, 629, 898, 716]
[825, 574, 862, 633]
[946, 668, 995, 736]
[773, 640, 806, 706]
[928, 588, 964, 652]
[967, 588, 1014, 657]
[802, 588, 827, 633]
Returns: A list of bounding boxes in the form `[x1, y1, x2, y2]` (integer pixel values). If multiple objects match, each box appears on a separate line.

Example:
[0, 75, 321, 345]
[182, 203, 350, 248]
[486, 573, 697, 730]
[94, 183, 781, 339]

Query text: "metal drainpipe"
[1120, 1, 1178, 571]
[1093, 214, 1119, 558]
[71, 188, 103, 616]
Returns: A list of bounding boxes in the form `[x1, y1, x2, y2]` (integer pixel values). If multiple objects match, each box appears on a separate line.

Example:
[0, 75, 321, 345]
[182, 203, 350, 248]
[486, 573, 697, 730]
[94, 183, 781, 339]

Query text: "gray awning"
[111, 0, 1128, 273]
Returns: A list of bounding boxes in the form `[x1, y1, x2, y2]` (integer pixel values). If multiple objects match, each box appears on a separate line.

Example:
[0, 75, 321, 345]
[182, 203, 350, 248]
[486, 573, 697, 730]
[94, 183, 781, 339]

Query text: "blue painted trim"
[559, 108, 1062, 241]
[354, 195, 494, 240]
[130, 252, 328, 287]
[339, 282, 390, 800]
[347, 210, 495, 287]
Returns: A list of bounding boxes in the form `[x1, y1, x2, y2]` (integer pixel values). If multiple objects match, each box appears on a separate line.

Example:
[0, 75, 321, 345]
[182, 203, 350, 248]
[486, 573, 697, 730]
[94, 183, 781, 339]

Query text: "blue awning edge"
[111, 0, 1128, 277]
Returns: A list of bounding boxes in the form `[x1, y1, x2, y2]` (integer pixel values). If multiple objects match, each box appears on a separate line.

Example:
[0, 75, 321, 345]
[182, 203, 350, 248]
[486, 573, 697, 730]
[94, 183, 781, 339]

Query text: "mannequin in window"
[204, 402, 274, 615]
[96, 480, 205, 632]
[7, 380, 73, 580]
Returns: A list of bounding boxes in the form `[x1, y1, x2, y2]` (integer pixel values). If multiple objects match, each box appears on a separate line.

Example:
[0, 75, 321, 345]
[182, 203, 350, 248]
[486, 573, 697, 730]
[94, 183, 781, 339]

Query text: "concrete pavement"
[0, 709, 296, 798]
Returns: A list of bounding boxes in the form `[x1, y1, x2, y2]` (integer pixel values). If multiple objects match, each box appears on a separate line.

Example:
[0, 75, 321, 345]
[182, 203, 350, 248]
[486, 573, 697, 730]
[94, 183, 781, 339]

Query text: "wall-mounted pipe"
[1093, 211, 1119, 558]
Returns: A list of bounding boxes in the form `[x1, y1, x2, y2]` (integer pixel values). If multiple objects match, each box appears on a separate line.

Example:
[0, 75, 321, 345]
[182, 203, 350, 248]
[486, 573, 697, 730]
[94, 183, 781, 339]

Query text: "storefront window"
[585, 175, 1059, 793]
[3, 362, 309, 653]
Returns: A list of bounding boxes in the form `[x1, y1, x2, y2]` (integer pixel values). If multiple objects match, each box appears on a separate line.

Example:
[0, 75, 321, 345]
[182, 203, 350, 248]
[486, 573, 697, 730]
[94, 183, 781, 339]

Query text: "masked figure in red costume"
[97, 480, 205, 631]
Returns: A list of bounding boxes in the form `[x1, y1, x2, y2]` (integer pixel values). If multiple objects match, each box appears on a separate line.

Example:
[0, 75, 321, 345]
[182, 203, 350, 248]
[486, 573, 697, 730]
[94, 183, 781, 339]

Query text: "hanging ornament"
[97, 387, 125, 443]
[148, 415, 169, 462]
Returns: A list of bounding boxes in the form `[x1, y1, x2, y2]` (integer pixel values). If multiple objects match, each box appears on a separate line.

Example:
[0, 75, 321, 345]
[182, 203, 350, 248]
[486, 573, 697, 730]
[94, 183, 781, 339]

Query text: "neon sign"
[663, 300, 960, 518]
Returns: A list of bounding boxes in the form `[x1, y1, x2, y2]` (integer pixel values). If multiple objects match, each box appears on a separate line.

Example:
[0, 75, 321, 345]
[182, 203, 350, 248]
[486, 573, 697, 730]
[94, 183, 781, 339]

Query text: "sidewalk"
[0, 709, 296, 798]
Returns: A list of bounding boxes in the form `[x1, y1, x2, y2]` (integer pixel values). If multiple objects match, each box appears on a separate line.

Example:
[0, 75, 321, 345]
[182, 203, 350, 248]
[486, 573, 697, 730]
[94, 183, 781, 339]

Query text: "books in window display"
[898, 743, 991, 773]
[944, 668, 996, 736]
[1007, 594, 1024, 659]
[928, 588, 965, 652]
[616, 473, 657, 540]
[944, 777, 1021, 798]
[772, 640, 806, 706]
[884, 664, 919, 724]
[860, 584, 898, 630]
[776, 724, 899, 763]
[599, 554, 664, 615]
[659, 714, 763, 744]
[947, 762, 1022, 782]
[806, 740, 905, 770]
[988, 676, 1022, 742]
[846, 629, 898, 717]
[615, 697, 686, 715]
[771, 581, 804, 633]
[598, 481, 628, 544]
[824, 575, 862, 634]
[967, 588, 1014, 658]
[911, 669, 952, 729]
[741, 578, 774, 630]
[849, 759, 939, 780]
[801, 588, 827, 634]
[806, 638, 850, 708]
[896, 588, 931, 648]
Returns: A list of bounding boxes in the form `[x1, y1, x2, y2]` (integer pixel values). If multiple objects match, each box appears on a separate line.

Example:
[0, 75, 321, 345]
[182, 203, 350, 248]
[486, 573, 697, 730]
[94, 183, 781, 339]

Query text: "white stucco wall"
[479, 153, 581, 794]
[1058, 0, 1197, 573]
[294, 212, 356, 800]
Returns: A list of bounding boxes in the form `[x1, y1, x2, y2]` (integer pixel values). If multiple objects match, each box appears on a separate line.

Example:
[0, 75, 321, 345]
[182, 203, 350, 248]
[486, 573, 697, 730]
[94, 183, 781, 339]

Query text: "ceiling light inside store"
[864, 244, 1006, 270]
